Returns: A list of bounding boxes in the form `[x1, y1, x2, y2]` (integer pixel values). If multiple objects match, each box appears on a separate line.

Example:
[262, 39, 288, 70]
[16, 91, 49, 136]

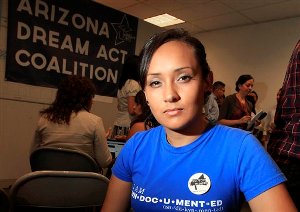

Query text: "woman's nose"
[164, 84, 180, 102]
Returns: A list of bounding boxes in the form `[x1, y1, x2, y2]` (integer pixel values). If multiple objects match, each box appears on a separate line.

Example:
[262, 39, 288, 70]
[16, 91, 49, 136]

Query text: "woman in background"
[218, 74, 254, 130]
[126, 90, 159, 140]
[111, 55, 141, 140]
[31, 75, 112, 169]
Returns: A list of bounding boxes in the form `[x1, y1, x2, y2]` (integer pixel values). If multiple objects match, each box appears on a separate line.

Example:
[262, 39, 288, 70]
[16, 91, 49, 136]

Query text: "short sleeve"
[93, 117, 112, 168]
[237, 134, 286, 201]
[124, 80, 141, 97]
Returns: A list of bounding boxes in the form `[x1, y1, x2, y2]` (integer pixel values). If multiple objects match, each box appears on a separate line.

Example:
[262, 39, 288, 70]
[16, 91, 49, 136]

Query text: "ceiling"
[94, 0, 300, 35]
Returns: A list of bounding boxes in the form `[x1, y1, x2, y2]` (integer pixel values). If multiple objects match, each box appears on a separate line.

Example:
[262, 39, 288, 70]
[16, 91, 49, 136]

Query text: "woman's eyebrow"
[147, 66, 193, 77]
[150, 66, 192, 73]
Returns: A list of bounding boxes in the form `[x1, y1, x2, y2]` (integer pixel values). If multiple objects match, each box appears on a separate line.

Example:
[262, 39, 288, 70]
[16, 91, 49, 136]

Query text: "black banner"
[5, 0, 138, 97]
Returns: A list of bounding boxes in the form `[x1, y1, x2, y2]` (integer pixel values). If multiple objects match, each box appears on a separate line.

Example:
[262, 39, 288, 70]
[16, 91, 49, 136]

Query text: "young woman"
[102, 29, 296, 211]
[31, 75, 112, 169]
[126, 90, 151, 140]
[218, 75, 254, 130]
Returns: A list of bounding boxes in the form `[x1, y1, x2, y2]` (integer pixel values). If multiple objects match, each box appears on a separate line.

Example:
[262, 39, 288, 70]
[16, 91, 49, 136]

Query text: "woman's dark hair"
[118, 55, 140, 89]
[144, 113, 160, 129]
[40, 75, 96, 124]
[235, 74, 254, 92]
[139, 28, 211, 90]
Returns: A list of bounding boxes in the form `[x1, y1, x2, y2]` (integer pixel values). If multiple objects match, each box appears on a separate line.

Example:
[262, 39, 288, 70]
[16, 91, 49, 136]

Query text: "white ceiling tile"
[165, 22, 206, 34]
[143, 0, 185, 12]
[93, 0, 139, 9]
[193, 12, 253, 31]
[121, 3, 161, 19]
[93, 0, 300, 34]
[242, 0, 300, 22]
[171, 1, 234, 21]
[175, 0, 212, 6]
[219, 0, 288, 10]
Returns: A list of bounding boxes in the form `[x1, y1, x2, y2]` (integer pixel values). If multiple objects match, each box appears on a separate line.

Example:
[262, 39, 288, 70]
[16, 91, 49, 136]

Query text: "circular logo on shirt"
[188, 173, 211, 195]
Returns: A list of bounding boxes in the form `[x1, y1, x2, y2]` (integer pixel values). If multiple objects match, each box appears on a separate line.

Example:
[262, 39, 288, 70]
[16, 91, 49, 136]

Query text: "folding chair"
[9, 170, 109, 211]
[30, 147, 101, 173]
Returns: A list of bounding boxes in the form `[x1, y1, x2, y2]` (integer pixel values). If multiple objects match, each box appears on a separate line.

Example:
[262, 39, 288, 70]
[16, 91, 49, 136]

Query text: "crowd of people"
[30, 28, 299, 211]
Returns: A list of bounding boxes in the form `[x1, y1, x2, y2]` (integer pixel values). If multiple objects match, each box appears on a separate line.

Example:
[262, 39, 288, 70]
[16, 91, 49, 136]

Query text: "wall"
[197, 17, 300, 114]
[0, 0, 160, 187]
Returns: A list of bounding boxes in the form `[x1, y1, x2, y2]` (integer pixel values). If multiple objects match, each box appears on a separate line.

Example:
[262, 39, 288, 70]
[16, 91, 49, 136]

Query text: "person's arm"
[101, 175, 132, 212]
[30, 117, 43, 154]
[94, 117, 112, 168]
[249, 183, 297, 211]
[30, 128, 41, 154]
[204, 95, 219, 123]
[126, 122, 145, 140]
[218, 115, 251, 126]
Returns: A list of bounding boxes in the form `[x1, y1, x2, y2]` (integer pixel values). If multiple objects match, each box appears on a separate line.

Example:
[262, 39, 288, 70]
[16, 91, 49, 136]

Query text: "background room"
[0, 0, 300, 188]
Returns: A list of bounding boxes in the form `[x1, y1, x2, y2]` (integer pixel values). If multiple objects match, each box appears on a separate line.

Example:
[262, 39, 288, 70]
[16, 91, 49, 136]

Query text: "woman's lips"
[164, 108, 183, 116]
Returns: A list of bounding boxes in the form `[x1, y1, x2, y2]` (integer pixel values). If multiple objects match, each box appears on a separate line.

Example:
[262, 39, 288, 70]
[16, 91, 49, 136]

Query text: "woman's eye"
[149, 80, 161, 87]
[178, 75, 192, 82]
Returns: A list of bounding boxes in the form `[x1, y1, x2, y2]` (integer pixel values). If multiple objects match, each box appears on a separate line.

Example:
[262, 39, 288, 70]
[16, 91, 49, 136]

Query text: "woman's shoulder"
[208, 125, 258, 153]
[124, 79, 139, 87]
[122, 79, 141, 95]
[127, 125, 163, 146]
[213, 124, 251, 138]
[222, 94, 238, 106]
[76, 110, 102, 123]
[225, 93, 237, 100]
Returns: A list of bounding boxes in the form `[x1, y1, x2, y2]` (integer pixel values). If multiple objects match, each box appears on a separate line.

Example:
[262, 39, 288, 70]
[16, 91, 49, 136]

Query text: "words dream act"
[17, 22, 128, 63]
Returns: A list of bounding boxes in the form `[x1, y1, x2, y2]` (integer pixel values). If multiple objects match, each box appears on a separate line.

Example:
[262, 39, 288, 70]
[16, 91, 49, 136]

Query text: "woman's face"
[133, 102, 143, 116]
[215, 87, 225, 98]
[239, 79, 254, 96]
[144, 41, 211, 132]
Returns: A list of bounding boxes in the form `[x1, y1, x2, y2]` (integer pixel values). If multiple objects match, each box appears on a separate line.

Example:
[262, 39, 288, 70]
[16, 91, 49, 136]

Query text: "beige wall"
[197, 17, 300, 114]
[1, 0, 300, 187]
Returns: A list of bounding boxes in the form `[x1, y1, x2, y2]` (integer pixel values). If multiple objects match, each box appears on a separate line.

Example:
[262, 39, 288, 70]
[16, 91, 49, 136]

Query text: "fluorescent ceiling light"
[144, 13, 185, 27]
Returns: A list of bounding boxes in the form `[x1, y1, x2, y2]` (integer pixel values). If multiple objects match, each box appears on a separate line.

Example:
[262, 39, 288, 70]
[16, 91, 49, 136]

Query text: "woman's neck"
[165, 117, 209, 147]
[236, 92, 246, 100]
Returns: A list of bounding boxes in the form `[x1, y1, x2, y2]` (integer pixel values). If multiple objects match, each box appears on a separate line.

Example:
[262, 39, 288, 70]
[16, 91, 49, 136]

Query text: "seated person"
[30, 75, 112, 169]
[126, 90, 159, 140]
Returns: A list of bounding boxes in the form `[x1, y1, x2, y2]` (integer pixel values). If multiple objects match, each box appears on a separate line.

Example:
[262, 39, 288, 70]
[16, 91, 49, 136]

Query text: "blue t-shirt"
[112, 124, 286, 212]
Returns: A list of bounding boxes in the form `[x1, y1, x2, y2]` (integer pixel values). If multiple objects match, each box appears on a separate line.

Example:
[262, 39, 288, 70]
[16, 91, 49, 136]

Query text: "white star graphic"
[111, 15, 135, 45]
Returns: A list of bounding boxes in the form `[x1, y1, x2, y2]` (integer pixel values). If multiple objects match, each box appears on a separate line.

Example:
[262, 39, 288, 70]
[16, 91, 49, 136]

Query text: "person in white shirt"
[111, 55, 141, 140]
[203, 81, 225, 123]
